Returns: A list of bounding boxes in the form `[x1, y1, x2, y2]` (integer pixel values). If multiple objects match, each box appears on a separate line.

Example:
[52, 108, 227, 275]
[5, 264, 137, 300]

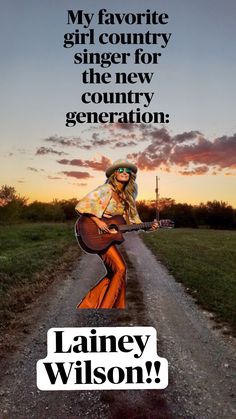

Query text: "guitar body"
[75, 214, 174, 254]
[75, 214, 126, 254]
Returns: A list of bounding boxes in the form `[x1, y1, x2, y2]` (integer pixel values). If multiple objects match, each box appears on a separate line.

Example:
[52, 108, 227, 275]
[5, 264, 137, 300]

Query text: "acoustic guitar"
[75, 214, 174, 254]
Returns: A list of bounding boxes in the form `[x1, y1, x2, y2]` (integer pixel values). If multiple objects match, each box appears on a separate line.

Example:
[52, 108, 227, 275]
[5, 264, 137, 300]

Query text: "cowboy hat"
[105, 159, 138, 178]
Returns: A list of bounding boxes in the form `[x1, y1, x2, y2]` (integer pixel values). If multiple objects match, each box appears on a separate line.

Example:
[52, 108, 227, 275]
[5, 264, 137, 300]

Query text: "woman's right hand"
[94, 218, 111, 233]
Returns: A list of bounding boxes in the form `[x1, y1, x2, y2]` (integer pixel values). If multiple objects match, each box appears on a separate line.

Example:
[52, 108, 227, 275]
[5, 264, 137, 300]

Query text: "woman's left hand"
[151, 219, 159, 231]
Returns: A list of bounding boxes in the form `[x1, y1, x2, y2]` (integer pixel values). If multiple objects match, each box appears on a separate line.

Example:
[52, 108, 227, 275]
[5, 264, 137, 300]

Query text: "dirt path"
[0, 234, 235, 418]
[125, 234, 236, 418]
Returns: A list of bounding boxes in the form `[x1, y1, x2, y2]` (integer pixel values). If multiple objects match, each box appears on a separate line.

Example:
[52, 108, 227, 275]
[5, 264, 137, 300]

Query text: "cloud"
[57, 155, 111, 172]
[113, 140, 138, 148]
[127, 130, 236, 175]
[71, 182, 88, 186]
[109, 122, 146, 132]
[91, 139, 115, 147]
[178, 166, 209, 175]
[44, 135, 80, 146]
[90, 135, 137, 148]
[89, 124, 148, 147]
[62, 171, 92, 180]
[44, 133, 132, 149]
[170, 135, 236, 169]
[36, 147, 68, 156]
[173, 131, 202, 143]
[42, 128, 141, 151]
[39, 128, 236, 176]
[48, 176, 62, 180]
[86, 156, 111, 171]
[43, 135, 92, 150]
[27, 167, 43, 172]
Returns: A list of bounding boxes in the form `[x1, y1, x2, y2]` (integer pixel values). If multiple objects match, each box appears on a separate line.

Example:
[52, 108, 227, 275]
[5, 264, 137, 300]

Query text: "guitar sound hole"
[109, 224, 118, 232]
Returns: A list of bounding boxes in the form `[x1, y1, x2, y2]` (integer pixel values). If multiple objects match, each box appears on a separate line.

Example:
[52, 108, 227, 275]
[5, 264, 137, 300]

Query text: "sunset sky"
[1, 0, 236, 206]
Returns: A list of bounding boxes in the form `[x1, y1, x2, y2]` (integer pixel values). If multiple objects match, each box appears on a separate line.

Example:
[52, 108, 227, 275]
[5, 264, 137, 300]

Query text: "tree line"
[0, 185, 235, 229]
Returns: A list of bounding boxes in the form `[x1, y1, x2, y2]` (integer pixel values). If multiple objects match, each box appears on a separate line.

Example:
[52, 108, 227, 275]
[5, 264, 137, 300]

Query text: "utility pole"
[155, 175, 160, 221]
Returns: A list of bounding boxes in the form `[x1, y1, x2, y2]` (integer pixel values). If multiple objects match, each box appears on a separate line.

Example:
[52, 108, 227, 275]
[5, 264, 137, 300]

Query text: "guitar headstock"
[158, 219, 175, 228]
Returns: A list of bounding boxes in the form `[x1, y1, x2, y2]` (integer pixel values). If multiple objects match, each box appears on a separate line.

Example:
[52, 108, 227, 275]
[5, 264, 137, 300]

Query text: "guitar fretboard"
[119, 221, 153, 232]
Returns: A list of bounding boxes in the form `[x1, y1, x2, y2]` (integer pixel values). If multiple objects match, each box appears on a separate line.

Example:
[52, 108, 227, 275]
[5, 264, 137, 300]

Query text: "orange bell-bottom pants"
[77, 245, 126, 309]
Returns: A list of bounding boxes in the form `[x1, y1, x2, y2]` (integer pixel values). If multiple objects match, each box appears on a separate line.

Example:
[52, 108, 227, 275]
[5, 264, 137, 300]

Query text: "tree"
[0, 185, 27, 207]
[23, 201, 65, 222]
[56, 198, 78, 220]
[205, 201, 234, 229]
[0, 185, 28, 223]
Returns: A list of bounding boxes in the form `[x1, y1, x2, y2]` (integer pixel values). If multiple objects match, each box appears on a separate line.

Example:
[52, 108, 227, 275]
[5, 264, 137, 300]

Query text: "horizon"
[8, 184, 235, 210]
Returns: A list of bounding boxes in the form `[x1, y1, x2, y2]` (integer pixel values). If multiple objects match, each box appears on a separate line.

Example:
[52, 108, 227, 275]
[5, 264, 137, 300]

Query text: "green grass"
[141, 228, 236, 332]
[0, 223, 80, 325]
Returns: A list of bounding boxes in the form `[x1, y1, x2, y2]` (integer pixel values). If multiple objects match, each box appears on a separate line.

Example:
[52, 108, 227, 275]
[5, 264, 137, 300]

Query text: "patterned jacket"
[75, 183, 141, 224]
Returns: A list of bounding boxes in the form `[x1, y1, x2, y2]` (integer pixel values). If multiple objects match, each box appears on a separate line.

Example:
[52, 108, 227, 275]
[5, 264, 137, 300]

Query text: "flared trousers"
[77, 245, 127, 309]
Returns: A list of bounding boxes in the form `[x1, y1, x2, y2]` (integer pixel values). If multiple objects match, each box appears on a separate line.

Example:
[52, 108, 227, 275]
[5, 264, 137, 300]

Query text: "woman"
[75, 159, 157, 309]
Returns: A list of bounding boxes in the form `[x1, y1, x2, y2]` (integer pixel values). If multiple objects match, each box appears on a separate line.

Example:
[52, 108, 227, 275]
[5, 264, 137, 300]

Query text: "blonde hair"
[106, 171, 138, 223]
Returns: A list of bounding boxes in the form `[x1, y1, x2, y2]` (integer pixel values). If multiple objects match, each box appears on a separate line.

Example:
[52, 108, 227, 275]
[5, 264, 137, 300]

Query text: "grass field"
[1, 224, 236, 335]
[0, 223, 80, 326]
[141, 228, 236, 333]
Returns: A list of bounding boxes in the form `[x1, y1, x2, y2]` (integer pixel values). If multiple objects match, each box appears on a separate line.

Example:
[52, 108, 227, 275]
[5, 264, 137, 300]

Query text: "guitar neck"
[119, 221, 153, 233]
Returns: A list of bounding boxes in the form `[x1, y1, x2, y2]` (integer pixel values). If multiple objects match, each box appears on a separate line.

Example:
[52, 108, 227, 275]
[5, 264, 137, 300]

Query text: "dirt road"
[0, 234, 235, 418]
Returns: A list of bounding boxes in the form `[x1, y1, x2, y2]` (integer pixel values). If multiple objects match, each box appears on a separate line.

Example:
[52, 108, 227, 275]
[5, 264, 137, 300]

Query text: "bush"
[23, 201, 65, 222]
